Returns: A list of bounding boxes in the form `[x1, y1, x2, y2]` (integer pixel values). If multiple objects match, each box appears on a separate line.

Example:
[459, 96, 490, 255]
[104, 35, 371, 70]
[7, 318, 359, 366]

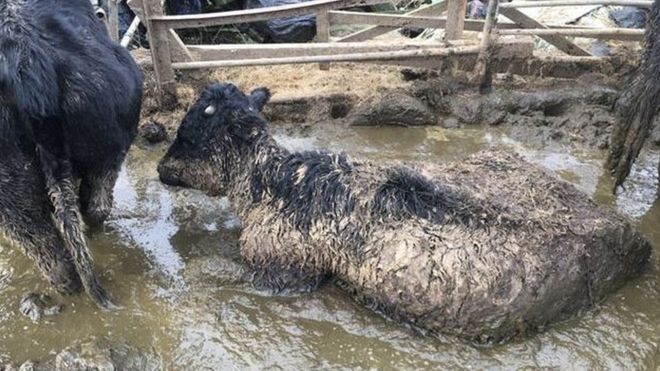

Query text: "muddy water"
[0, 124, 658, 369]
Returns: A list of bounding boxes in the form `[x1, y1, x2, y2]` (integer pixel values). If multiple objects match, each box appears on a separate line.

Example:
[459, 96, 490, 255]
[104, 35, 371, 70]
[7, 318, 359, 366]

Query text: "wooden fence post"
[142, 0, 178, 108]
[445, 0, 467, 40]
[472, 0, 499, 93]
[316, 9, 331, 70]
[108, 0, 119, 42]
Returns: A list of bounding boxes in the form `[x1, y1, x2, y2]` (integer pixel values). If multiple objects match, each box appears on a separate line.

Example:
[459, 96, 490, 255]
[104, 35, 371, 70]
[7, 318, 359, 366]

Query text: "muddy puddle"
[0, 124, 658, 369]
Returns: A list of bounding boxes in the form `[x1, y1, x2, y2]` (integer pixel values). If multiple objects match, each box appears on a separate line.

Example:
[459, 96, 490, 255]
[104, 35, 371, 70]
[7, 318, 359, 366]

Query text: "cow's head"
[158, 82, 270, 196]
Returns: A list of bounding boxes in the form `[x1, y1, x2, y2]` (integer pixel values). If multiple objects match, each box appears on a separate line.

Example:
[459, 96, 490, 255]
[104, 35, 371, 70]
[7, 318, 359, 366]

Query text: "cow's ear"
[249, 87, 271, 111]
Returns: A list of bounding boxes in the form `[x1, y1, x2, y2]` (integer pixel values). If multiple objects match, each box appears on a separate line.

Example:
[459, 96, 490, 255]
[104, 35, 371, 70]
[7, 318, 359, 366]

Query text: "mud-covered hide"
[158, 83, 650, 343]
[607, 0, 660, 189]
[237, 150, 650, 342]
[0, 0, 143, 307]
[243, 0, 316, 43]
[403, 151, 650, 340]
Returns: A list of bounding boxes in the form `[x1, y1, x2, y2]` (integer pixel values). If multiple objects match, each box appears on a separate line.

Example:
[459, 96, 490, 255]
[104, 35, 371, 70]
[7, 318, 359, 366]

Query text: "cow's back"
[2, 0, 142, 169]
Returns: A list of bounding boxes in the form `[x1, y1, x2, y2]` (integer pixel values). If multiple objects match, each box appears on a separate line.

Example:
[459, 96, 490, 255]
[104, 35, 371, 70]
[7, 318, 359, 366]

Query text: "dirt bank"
[136, 49, 654, 151]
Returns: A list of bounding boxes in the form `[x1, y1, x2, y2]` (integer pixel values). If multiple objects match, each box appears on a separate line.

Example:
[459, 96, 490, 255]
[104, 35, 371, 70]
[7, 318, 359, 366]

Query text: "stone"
[55, 338, 161, 371]
[139, 122, 168, 144]
[350, 93, 436, 126]
[440, 116, 461, 129]
[19, 294, 62, 323]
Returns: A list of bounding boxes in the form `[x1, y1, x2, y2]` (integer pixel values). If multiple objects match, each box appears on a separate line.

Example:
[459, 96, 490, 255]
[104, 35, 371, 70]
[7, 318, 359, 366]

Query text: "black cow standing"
[0, 0, 143, 307]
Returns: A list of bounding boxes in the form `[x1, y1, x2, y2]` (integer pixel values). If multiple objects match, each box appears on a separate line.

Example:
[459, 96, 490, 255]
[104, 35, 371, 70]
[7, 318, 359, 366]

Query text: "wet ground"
[0, 124, 658, 369]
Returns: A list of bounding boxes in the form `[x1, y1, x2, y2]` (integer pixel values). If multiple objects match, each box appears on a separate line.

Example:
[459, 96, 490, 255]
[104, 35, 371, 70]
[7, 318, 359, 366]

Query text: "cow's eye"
[204, 105, 216, 116]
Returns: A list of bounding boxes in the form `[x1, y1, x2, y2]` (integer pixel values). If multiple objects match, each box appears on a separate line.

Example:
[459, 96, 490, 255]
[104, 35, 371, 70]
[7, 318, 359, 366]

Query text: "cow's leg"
[246, 263, 328, 294]
[240, 224, 328, 293]
[2, 215, 83, 295]
[79, 162, 122, 228]
[0, 156, 82, 294]
[37, 146, 115, 308]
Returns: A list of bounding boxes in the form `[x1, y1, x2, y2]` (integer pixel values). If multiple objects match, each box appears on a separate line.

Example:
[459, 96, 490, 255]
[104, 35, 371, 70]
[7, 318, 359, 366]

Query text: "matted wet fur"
[159, 83, 650, 342]
[0, 0, 143, 307]
[607, 0, 660, 190]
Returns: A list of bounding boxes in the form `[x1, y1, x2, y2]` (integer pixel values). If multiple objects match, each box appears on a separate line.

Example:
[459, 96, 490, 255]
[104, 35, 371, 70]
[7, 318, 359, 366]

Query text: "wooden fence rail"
[499, 0, 653, 8]
[328, 10, 645, 40]
[138, 0, 649, 104]
[149, 0, 388, 29]
[337, 0, 449, 41]
[187, 41, 459, 60]
[498, 27, 644, 40]
[173, 45, 483, 69]
[329, 11, 448, 29]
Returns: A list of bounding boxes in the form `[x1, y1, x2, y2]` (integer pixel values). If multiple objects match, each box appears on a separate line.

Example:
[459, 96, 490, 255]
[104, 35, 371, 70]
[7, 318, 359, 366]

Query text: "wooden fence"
[135, 0, 652, 104]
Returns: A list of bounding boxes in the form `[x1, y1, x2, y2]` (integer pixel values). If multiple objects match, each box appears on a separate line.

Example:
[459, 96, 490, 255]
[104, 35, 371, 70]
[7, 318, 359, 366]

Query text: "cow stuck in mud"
[159, 83, 650, 342]
[0, 0, 142, 307]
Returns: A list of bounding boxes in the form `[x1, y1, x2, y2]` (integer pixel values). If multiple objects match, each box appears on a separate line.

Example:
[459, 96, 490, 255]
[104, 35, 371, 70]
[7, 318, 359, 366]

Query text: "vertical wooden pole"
[472, 0, 500, 93]
[108, 0, 120, 42]
[445, 0, 467, 40]
[141, 0, 178, 109]
[316, 9, 330, 70]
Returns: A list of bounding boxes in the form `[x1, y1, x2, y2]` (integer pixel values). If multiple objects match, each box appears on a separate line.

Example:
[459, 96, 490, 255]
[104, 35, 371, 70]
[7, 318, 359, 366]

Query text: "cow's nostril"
[159, 172, 183, 187]
[158, 164, 186, 187]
